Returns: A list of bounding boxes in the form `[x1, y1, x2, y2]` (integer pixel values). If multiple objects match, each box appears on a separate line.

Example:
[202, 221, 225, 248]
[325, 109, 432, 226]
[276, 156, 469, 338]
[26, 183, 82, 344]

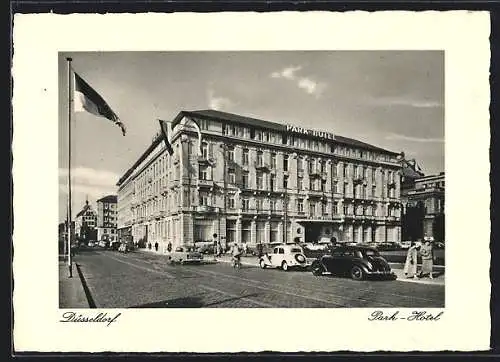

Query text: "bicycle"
[232, 255, 242, 269]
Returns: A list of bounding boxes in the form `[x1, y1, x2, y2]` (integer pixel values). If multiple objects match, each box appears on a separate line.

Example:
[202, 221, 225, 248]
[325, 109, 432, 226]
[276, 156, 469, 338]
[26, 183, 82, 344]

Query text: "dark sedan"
[311, 246, 396, 281]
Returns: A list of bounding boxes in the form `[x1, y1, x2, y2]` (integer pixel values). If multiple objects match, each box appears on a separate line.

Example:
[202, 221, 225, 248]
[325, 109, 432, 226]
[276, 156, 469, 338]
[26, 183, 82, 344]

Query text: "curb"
[75, 263, 97, 308]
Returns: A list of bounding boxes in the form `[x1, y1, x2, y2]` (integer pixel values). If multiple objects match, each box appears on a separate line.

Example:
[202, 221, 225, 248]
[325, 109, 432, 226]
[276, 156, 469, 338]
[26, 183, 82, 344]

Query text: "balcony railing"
[255, 162, 271, 171]
[198, 156, 216, 165]
[197, 179, 214, 188]
[196, 205, 218, 213]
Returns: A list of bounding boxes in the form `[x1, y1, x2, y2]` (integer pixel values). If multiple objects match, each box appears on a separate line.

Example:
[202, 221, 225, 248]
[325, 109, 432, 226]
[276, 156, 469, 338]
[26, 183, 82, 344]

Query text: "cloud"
[207, 89, 233, 110]
[270, 65, 326, 97]
[59, 167, 120, 188]
[271, 65, 302, 80]
[385, 133, 444, 143]
[368, 96, 443, 109]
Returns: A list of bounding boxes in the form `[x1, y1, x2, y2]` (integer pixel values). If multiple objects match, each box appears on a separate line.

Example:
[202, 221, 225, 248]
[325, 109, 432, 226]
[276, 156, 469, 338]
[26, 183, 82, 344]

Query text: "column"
[250, 220, 256, 245]
[236, 218, 242, 245]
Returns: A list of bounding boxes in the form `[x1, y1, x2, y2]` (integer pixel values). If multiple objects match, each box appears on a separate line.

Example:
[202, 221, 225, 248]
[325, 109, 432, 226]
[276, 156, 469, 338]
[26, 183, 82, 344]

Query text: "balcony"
[198, 156, 216, 165]
[196, 205, 218, 213]
[197, 179, 214, 188]
[306, 189, 324, 198]
[309, 168, 321, 178]
[255, 162, 271, 171]
[353, 176, 364, 184]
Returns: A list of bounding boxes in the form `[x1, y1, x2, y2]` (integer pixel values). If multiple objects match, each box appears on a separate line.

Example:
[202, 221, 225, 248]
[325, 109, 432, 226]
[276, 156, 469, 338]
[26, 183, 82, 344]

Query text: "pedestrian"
[167, 242, 172, 253]
[419, 238, 434, 279]
[148, 242, 151, 250]
[154, 242, 159, 252]
[256, 243, 263, 258]
[217, 242, 222, 257]
[403, 241, 421, 279]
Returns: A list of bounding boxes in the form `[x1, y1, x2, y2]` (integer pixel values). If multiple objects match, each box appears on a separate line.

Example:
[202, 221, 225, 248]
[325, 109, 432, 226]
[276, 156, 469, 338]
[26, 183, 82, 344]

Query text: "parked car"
[169, 246, 204, 264]
[98, 240, 108, 248]
[110, 241, 121, 251]
[400, 240, 412, 249]
[259, 243, 311, 271]
[88, 241, 95, 247]
[311, 245, 396, 281]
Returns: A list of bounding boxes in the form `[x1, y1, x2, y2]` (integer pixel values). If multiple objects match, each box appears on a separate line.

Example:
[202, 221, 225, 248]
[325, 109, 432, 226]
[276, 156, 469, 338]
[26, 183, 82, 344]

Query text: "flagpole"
[67, 57, 73, 278]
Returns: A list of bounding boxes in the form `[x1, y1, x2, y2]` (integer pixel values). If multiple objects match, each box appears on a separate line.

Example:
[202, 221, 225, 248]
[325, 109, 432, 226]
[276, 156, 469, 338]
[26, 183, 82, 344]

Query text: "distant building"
[75, 199, 97, 242]
[401, 160, 445, 242]
[117, 110, 403, 253]
[97, 195, 118, 243]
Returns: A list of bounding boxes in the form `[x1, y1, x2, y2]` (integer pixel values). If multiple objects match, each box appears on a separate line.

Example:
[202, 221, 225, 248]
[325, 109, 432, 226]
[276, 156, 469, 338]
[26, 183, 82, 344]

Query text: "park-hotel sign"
[286, 125, 335, 141]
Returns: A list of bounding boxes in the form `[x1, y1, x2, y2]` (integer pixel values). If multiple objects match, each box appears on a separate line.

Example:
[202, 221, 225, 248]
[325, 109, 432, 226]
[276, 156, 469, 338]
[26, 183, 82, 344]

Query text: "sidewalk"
[59, 261, 89, 308]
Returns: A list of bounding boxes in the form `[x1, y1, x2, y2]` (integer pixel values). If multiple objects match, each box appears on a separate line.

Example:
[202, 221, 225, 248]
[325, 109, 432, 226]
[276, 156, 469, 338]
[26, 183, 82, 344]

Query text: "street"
[73, 248, 444, 308]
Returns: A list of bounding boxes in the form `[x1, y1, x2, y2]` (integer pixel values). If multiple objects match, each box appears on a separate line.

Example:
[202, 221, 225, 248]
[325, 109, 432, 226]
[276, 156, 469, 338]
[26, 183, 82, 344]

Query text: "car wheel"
[259, 259, 267, 269]
[281, 261, 289, 271]
[350, 265, 364, 281]
[312, 263, 324, 276]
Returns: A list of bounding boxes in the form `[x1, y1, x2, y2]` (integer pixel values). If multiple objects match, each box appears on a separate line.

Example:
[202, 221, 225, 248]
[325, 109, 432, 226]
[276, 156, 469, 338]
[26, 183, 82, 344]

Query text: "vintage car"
[259, 243, 311, 271]
[169, 246, 204, 264]
[311, 245, 396, 280]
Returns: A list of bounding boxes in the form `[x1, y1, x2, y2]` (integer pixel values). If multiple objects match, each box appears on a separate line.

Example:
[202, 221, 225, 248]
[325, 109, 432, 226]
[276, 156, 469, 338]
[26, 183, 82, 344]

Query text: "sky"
[58, 51, 444, 222]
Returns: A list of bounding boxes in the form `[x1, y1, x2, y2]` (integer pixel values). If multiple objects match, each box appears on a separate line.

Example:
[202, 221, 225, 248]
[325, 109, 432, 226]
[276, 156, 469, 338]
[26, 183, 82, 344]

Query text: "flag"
[158, 119, 174, 155]
[73, 72, 126, 136]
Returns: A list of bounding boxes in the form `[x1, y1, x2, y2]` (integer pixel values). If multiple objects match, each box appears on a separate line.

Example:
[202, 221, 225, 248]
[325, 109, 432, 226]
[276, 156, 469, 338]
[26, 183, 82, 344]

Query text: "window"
[200, 194, 209, 206]
[243, 149, 249, 165]
[228, 196, 235, 209]
[320, 160, 325, 173]
[297, 199, 304, 212]
[271, 153, 276, 169]
[242, 221, 251, 243]
[256, 199, 263, 211]
[227, 147, 235, 162]
[283, 155, 289, 171]
[228, 169, 236, 184]
[226, 220, 236, 244]
[242, 172, 249, 188]
[298, 177, 303, 190]
[372, 185, 377, 197]
[321, 180, 326, 192]
[201, 143, 209, 159]
[283, 176, 289, 189]
[353, 227, 359, 242]
[270, 222, 279, 243]
[343, 164, 347, 178]
[297, 157, 304, 172]
[333, 180, 339, 193]
[322, 201, 327, 215]
[257, 172, 264, 190]
[343, 204, 349, 215]
[278, 248, 284, 254]
[199, 166, 208, 180]
[333, 202, 339, 215]
[309, 202, 316, 217]
[308, 159, 315, 173]
[270, 174, 276, 191]
[282, 134, 288, 145]
[242, 198, 250, 211]
[256, 222, 266, 243]
[270, 200, 275, 211]
[257, 151, 263, 166]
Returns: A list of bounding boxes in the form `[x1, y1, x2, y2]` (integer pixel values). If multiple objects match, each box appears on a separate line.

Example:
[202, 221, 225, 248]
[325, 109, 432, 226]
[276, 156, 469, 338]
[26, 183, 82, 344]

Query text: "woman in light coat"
[419, 238, 434, 279]
[404, 241, 421, 279]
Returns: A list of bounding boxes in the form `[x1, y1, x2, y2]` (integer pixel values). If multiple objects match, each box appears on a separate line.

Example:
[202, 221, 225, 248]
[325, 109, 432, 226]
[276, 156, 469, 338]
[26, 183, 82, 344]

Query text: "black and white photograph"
[58, 51, 446, 309]
[13, 11, 490, 352]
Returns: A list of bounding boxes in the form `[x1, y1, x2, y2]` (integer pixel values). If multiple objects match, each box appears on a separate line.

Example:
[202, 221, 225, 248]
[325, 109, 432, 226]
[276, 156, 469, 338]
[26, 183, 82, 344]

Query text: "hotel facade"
[117, 110, 403, 253]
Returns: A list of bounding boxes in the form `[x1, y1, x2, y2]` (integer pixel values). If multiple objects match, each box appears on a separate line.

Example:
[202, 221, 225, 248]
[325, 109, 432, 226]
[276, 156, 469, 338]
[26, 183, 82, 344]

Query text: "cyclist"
[231, 242, 242, 268]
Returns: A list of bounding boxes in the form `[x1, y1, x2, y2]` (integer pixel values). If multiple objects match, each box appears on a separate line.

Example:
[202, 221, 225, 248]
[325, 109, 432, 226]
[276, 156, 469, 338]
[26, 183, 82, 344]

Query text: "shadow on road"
[131, 297, 204, 308]
[129, 292, 265, 308]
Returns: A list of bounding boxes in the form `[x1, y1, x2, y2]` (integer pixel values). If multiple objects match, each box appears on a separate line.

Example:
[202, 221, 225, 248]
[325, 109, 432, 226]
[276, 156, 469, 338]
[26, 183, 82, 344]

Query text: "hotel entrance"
[296, 220, 343, 244]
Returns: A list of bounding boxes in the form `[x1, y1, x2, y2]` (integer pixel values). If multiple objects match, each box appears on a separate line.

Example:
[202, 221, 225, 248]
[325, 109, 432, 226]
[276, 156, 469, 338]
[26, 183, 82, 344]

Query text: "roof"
[76, 203, 94, 218]
[176, 109, 398, 155]
[97, 195, 117, 203]
[117, 109, 401, 186]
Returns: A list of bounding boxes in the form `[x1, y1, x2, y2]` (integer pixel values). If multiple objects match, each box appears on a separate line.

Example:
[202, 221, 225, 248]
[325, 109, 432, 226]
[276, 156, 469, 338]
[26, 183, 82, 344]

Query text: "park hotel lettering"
[286, 125, 335, 140]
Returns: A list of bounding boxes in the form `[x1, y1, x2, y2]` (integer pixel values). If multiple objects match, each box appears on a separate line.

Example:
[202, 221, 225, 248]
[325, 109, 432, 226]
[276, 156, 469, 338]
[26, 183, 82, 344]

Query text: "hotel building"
[117, 110, 403, 252]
